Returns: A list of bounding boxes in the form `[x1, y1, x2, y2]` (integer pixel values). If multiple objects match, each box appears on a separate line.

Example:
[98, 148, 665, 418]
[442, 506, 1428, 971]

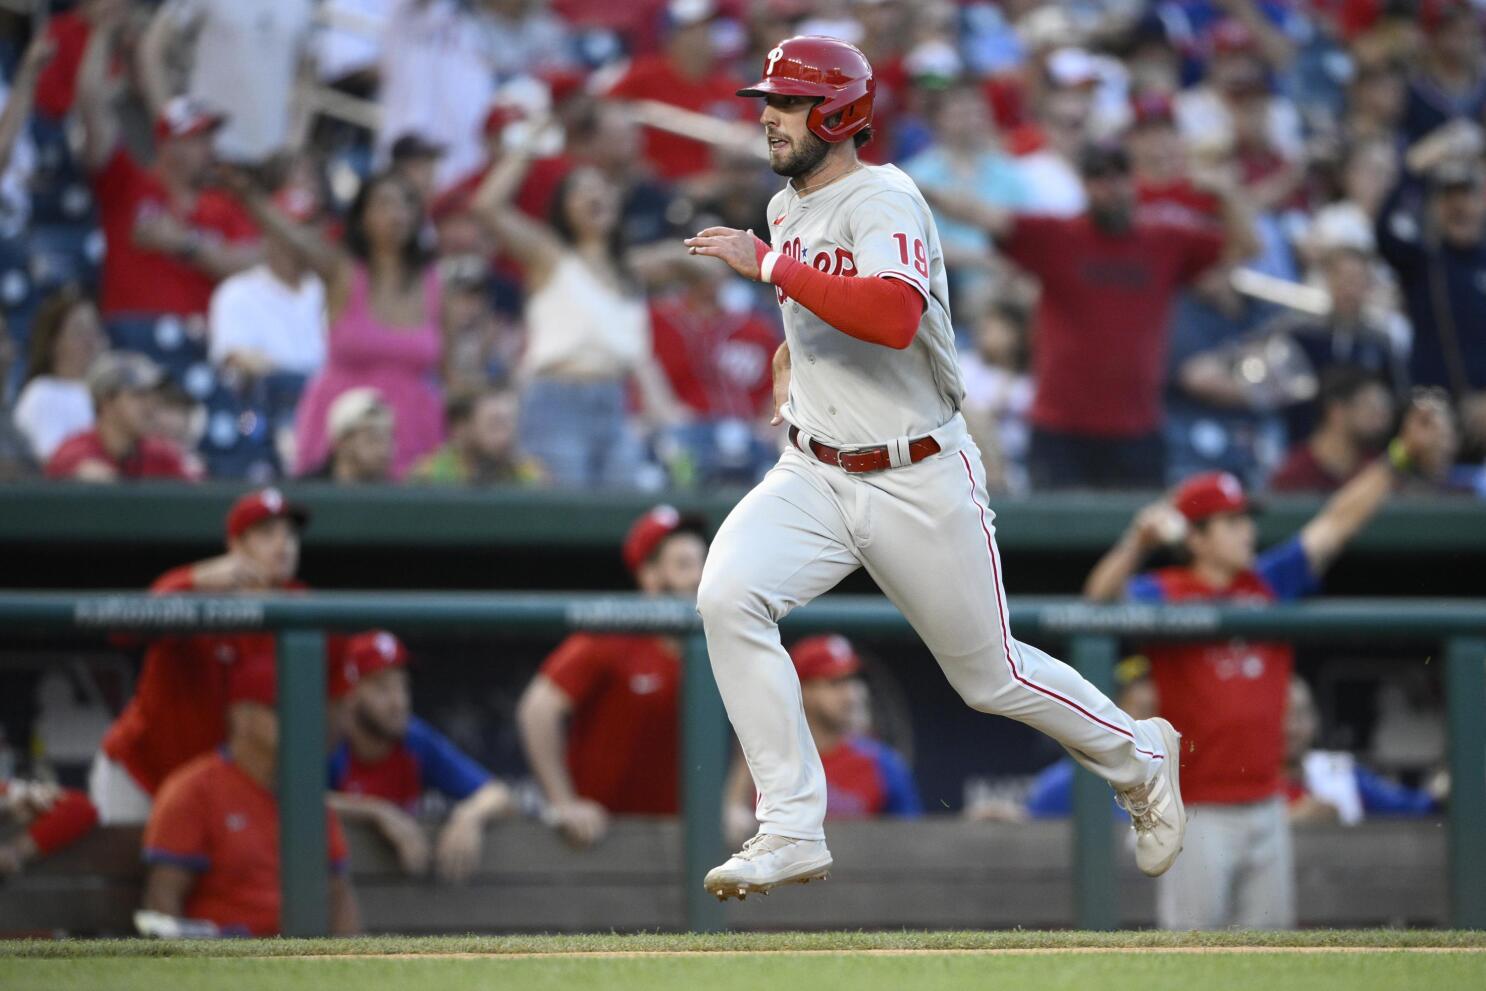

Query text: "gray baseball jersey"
[768, 164, 965, 447]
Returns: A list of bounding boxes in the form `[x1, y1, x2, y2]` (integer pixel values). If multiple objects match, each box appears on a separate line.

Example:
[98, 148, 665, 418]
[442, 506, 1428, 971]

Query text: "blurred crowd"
[0, 0, 1483, 494]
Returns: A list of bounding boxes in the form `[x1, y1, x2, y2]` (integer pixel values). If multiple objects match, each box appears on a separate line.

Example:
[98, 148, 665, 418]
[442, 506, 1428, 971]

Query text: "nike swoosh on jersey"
[772, 215, 787, 225]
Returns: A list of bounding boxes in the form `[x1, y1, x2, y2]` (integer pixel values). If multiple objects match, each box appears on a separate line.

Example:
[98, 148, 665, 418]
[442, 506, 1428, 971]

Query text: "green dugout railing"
[0, 592, 1481, 934]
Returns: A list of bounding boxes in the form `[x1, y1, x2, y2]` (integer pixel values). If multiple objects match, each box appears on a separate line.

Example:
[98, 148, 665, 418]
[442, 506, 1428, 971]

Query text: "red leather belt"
[789, 425, 941, 474]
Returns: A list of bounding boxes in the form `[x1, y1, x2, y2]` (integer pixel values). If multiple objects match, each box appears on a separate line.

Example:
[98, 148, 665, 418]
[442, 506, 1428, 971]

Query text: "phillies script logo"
[776, 239, 856, 304]
[765, 46, 784, 76]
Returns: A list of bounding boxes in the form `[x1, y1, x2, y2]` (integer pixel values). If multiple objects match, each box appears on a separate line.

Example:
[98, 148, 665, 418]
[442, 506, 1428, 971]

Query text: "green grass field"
[2, 930, 1482, 991]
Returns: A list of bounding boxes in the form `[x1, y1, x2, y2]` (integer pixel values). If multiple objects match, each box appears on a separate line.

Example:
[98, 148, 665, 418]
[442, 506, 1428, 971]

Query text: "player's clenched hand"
[684, 227, 768, 281]
[1128, 501, 1185, 552]
[551, 797, 609, 847]
[376, 805, 432, 875]
[191, 552, 272, 592]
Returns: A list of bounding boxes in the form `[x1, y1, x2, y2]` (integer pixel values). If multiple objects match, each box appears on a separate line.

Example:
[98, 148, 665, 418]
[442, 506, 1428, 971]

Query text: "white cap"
[669, 0, 715, 26]
[327, 387, 393, 443]
[1048, 48, 1100, 89]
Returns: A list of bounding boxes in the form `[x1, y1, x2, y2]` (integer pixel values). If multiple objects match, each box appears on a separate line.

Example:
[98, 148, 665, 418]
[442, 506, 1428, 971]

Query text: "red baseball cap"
[154, 96, 227, 143]
[622, 505, 707, 575]
[228, 658, 277, 707]
[1172, 471, 1250, 524]
[335, 630, 409, 696]
[790, 635, 862, 682]
[226, 488, 310, 542]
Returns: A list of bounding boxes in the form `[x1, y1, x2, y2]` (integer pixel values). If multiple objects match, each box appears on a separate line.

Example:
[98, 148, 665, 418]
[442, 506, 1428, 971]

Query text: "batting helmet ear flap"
[807, 75, 874, 143]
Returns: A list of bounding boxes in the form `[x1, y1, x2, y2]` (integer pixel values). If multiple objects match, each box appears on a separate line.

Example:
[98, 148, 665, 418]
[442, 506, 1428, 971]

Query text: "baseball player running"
[684, 36, 1186, 901]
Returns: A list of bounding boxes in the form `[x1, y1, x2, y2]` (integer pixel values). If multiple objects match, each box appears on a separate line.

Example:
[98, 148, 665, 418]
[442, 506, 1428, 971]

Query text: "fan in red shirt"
[649, 269, 781, 420]
[88, 489, 311, 825]
[141, 660, 359, 937]
[1082, 395, 1454, 930]
[946, 141, 1252, 488]
[1127, 93, 1224, 229]
[76, 15, 258, 320]
[517, 505, 709, 846]
[45, 351, 201, 482]
[603, 1, 746, 181]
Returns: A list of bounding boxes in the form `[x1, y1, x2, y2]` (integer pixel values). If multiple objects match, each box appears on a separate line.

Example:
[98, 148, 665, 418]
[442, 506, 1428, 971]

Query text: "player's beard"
[771, 129, 831, 180]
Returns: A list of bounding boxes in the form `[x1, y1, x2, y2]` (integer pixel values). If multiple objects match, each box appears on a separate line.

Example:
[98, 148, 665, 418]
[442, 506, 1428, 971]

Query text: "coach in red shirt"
[1082, 396, 1452, 929]
[517, 505, 708, 846]
[938, 141, 1256, 488]
[46, 351, 201, 482]
[88, 488, 310, 824]
[143, 661, 358, 937]
[603, 1, 745, 181]
[76, 15, 258, 320]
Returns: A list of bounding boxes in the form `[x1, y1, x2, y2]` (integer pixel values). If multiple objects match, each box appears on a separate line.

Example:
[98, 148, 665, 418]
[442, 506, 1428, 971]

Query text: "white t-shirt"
[208, 264, 327, 375]
[13, 377, 94, 460]
[377, 0, 497, 189]
[165, 0, 316, 162]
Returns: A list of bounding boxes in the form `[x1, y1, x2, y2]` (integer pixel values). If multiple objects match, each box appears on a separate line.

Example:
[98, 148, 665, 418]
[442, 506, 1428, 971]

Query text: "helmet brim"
[736, 78, 828, 99]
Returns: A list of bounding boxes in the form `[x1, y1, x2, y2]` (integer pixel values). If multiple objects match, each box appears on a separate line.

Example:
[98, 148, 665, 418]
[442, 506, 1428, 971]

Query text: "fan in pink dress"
[218, 170, 446, 480]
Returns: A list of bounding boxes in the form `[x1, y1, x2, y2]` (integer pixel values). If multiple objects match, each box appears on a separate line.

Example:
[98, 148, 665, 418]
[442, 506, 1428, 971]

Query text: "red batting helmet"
[737, 36, 875, 144]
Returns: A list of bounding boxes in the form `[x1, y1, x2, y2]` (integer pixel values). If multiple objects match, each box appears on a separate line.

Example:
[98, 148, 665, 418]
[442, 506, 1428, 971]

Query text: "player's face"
[229, 701, 279, 758]
[760, 94, 830, 178]
[641, 533, 707, 598]
[232, 517, 300, 587]
[801, 676, 860, 736]
[1188, 512, 1256, 574]
[354, 668, 412, 740]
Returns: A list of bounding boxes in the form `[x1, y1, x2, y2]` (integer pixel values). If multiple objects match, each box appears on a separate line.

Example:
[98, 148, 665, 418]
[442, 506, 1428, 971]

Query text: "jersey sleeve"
[1256, 536, 1320, 602]
[844, 189, 937, 303]
[539, 634, 610, 708]
[1167, 223, 1225, 284]
[996, 215, 1066, 279]
[872, 744, 922, 817]
[1125, 573, 1168, 603]
[1353, 766, 1438, 817]
[405, 716, 492, 801]
[143, 770, 212, 871]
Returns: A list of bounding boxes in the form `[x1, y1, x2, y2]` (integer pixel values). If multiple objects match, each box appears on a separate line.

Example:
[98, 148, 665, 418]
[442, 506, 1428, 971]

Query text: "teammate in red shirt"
[1083, 396, 1454, 929]
[724, 635, 920, 841]
[45, 352, 201, 482]
[935, 141, 1255, 488]
[88, 489, 310, 824]
[76, 15, 258, 320]
[517, 505, 708, 845]
[142, 661, 358, 937]
[603, 4, 746, 181]
[327, 631, 514, 882]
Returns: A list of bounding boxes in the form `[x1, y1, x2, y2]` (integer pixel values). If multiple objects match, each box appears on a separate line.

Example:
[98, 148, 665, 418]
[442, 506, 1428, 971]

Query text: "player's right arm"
[1083, 502, 1183, 602]
[515, 661, 609, 847]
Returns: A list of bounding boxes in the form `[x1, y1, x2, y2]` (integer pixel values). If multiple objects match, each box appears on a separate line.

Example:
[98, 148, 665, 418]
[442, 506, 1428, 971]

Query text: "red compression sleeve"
[761, 242, 924, 350]
[27, 789, 99, 856]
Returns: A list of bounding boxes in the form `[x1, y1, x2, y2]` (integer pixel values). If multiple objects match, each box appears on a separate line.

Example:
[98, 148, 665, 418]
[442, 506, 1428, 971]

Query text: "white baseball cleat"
[703, 833, 832, 901]
[1116, 717, 1187, 877]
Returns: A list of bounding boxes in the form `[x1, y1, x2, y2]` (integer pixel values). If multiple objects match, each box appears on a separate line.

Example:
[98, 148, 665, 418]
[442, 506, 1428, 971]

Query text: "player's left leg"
[857, 434, 1186, 876]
